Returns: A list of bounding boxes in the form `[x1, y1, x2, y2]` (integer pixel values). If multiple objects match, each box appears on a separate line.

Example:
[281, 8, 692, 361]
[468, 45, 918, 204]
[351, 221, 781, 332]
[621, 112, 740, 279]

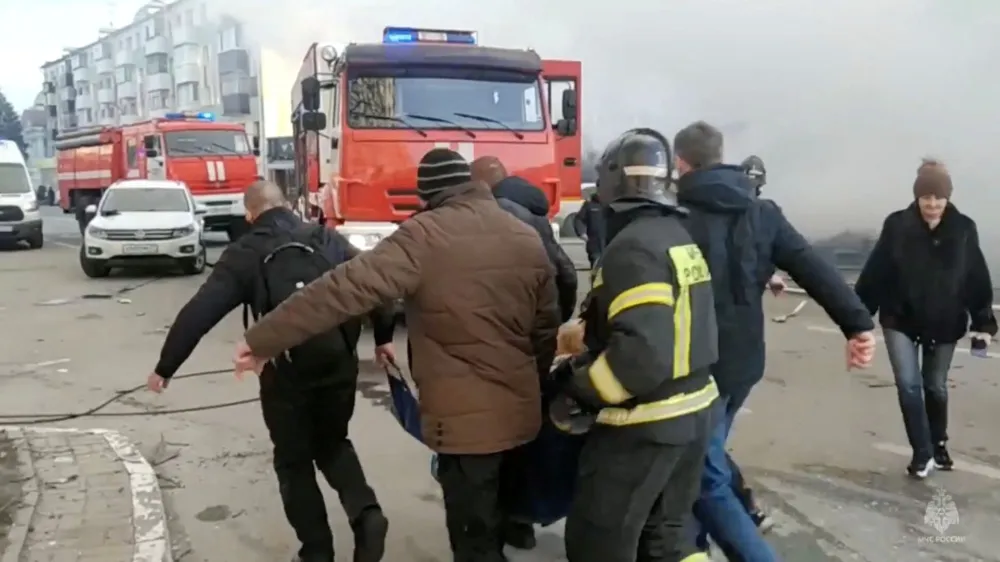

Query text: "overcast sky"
[7, 0, 1000, 239]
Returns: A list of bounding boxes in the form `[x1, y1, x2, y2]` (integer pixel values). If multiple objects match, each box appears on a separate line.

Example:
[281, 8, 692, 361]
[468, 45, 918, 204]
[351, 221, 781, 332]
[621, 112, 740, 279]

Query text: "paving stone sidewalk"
[0, 427, 170, 562]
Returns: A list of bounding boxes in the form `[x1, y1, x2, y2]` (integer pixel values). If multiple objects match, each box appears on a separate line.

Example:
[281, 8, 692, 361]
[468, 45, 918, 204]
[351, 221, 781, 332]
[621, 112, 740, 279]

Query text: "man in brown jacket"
[235, 147, 561, 561]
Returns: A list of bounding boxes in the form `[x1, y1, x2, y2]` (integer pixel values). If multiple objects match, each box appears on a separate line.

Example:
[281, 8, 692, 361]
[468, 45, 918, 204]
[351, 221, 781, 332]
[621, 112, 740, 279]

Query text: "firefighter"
[741, 155, 766, 196]
[560, 128, 718, 562]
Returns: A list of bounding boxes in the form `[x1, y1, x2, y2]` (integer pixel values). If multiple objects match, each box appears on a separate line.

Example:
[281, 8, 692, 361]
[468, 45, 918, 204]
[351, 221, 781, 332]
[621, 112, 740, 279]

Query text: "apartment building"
[37, 0, 262, 143]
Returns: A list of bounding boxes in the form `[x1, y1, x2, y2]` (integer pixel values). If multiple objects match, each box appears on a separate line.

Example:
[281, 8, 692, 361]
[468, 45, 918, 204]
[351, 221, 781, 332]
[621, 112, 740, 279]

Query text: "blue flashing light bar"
[163, 111, 215, 121]
[382, 27, 477, 45]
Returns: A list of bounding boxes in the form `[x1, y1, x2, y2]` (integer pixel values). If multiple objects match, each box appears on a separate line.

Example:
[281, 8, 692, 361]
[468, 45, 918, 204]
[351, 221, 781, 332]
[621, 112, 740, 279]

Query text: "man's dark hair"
[673, 121, 724, 169]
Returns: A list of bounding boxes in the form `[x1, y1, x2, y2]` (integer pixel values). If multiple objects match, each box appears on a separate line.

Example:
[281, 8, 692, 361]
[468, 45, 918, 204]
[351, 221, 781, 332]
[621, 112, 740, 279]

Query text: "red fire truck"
[55, 112, 260, 238]
[290, 27, 582, 250]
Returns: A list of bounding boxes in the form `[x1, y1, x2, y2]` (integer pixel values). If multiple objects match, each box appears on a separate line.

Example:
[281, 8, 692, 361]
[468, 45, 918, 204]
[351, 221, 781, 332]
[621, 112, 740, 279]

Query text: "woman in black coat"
[855, 159, 997, 479]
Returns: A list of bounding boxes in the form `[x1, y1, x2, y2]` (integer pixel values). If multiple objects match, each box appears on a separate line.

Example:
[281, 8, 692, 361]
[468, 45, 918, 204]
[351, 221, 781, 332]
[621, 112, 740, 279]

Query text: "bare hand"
[767, 274, 787, 296]
[233, 340, 266, 380]
[146, 372, 169, 393]
[846, 331, 877, 370]
[374, 343, 397, 368]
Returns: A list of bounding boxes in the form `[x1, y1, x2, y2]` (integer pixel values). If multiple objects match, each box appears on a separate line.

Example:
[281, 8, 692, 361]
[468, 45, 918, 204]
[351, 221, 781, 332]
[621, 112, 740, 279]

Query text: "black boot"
[502, 520, 536, 550]
[352, 507, 388, 562]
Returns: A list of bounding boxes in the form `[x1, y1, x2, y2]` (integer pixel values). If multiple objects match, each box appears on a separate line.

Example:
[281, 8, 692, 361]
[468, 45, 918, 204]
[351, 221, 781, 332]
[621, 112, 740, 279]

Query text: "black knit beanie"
[417, 148, 471, 200]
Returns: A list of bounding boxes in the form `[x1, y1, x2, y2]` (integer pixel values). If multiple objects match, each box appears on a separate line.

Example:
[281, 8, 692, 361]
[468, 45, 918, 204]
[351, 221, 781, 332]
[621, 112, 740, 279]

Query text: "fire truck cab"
[290, 27, 581, 250]
[55, 112, 260, 239]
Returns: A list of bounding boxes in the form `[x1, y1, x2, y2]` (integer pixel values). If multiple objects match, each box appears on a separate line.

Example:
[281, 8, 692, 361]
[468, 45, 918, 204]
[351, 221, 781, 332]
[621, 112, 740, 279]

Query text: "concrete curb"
[0, 426, 172, 562]
[0, 427, 37, 562]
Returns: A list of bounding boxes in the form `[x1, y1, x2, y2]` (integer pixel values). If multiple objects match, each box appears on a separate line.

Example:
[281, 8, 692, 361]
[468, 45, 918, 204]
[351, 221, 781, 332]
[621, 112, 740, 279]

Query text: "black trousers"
[260, 374, 379, 561]
[564, 423, 710, 562]
[436, 448, 526, 562]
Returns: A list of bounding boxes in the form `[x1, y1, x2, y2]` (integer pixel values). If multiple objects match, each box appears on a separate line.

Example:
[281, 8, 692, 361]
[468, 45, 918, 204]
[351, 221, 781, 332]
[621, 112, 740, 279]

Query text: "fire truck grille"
[104, 229, 176, 241]
[0, 206, 25, 222]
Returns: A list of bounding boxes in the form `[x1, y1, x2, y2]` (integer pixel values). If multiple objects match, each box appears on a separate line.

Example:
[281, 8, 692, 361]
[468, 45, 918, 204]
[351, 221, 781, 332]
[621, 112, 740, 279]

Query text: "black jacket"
[154, 208, 395, 379]
[855, 203, 997, 344]
[677, 165, 874, 395]
[575, 193, 607, 261]
[493, 176, 578, 321]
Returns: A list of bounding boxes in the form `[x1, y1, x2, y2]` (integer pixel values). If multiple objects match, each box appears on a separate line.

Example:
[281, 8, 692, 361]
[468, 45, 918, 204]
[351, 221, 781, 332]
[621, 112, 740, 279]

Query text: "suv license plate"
[0, 225, 12, 232]
[122, 244, 157, 254]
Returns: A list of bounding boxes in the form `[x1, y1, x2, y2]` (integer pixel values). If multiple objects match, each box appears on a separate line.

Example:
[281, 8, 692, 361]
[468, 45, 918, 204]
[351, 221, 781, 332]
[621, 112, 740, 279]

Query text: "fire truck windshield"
[163, 130, 252, 156]
[348, 75, 545, 132]
[0, 164, 32, 194]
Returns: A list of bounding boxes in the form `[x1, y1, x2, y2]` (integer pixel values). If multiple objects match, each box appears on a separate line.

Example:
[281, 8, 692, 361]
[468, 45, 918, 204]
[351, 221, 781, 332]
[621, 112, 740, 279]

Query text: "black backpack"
[242, 224, 361, 376]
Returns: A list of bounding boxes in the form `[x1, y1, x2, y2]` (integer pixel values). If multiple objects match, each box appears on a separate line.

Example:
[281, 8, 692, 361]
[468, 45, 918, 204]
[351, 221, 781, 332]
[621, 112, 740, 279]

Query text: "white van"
[0, 140, 43, 248]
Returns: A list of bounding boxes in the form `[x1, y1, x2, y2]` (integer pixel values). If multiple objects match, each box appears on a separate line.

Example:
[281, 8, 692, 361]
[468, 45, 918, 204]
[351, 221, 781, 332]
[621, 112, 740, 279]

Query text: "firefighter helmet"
[741, 155, 767, 190]
[596, 128, 678, 211]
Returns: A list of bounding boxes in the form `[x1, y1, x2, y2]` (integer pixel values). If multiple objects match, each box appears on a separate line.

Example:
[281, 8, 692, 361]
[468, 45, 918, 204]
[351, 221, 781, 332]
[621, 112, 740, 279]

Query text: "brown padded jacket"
[244, 181, 561, 454]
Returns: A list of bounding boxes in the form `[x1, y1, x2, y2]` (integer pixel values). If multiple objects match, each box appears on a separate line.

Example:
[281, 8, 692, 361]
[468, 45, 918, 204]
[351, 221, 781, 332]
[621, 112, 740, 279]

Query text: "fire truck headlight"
[88, 226, 108, 239]
[347, 233, 383, 251]
[171, 225, 196, 238]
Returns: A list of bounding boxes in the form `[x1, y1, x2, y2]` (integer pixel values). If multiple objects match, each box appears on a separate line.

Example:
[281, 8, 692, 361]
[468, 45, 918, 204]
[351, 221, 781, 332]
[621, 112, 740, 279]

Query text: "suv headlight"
[347, 233, 384, 251]
[88, 226, 108, 239]
[172, 225, 196, 238]
[23, 199, 38, 212]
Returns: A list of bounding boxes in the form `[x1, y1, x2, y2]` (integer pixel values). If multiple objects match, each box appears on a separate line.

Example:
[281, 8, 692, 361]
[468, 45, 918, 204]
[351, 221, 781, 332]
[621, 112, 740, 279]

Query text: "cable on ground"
[0, 368, 257, 426]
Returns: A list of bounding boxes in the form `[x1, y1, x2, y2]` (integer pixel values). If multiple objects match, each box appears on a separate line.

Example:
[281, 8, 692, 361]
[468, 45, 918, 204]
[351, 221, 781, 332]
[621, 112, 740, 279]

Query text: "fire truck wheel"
[180, 247, 207, 276]
[79, 246, 110, 279]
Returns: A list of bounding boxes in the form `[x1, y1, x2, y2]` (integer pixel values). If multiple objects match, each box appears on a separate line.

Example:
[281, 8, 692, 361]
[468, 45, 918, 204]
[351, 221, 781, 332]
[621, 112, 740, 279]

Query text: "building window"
[146, 54, 169, 75]
[219, 26, 240, 52]
[115, 66, 135, 84]
[177, 83, 200, 106]
[149, 91, 170, 110]
[126, 37, 133, 51]
[174, 44, 200, 65]
[221, 75, 254, 96]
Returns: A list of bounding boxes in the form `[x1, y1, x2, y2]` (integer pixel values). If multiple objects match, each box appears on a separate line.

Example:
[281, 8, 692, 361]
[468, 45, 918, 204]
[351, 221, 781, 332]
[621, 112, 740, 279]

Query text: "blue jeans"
[693, 389, 780, 561]
[883, 329, 955, 461]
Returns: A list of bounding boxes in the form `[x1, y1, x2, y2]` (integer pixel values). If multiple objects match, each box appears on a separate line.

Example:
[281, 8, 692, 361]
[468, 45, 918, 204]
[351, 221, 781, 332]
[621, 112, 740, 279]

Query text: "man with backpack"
[148, 180, 396, 562]
[233, 148, 561, 562]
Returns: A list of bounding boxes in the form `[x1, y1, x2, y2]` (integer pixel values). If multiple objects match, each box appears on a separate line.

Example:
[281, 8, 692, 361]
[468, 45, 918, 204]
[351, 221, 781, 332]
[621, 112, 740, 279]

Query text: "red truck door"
[542, 60, 582, 202]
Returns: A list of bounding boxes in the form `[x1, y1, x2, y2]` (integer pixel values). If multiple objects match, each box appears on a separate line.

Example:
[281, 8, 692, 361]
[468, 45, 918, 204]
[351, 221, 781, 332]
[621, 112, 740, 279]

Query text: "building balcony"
[76, 93, 94, 109]
[120, 114, 140, 125]
[95, 57, 114, 75]
[97, 88, 115, 104]
[146, 72, 172, 91]
[114, 50, 134, 67]
[99, 114, 116, 126]
[172, 26, 198, 46]
[117, 81, 138, 99]
[145, 35, 170, 56]
[174, 62, 201, 85]
[218, 49, 250, 75]
[149, 108, 171, 118]
[175, 97, 202, 112]
[221, 93, 251, 116]
[45, 92, 57, 106]
[73, 65, 93, 83]
[59, 86, 76, 100]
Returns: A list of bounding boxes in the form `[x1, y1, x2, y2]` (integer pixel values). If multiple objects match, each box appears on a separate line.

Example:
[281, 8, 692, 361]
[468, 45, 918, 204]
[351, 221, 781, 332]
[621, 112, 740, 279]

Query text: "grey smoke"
[206, 0, 1000, 242]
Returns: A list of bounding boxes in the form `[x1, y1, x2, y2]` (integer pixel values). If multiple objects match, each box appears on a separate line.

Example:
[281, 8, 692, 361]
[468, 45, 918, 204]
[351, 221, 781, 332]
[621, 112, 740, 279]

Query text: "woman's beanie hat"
[913, 158, 953, 199]
[417, 148, 472, 200]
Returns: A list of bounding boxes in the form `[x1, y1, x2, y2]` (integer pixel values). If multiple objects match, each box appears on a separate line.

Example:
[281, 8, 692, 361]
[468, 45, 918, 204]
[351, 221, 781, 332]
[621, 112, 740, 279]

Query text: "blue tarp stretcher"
[385, 363, 585, 527]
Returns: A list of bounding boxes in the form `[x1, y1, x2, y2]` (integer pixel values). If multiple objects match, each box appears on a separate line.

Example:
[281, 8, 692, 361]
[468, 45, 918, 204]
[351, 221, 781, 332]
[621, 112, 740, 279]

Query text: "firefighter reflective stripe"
[668, 244, 712, 379]
[679, 553, 711, 562]
[592, 267, 603, 288]
[607, 282, 674, 319]
[595, 377, 718, 426]
[588, 353, 632, 404]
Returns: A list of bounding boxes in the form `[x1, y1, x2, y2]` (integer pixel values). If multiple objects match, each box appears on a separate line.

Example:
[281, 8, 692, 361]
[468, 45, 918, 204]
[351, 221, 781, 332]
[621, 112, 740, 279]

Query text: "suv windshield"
[348, 75, 545, 132]
[164, 130, 251, 156]
[102, 188, 190, 213]
[0, 163, 32, 194]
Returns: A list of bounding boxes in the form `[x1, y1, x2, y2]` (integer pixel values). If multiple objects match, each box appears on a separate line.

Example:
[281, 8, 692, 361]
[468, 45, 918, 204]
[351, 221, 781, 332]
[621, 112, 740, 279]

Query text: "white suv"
[80, 180, 208, 278]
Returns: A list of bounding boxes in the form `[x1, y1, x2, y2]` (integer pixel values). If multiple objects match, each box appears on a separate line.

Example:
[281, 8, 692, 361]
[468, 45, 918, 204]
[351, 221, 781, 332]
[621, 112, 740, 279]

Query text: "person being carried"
[149, 180, 395, 562]
[234, 149, 561, 562]
[472, 155, 578, 323]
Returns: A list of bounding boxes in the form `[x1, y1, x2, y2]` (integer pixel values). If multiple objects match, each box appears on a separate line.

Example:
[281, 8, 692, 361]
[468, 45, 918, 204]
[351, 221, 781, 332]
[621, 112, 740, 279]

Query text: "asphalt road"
[0, 210, 997, 561]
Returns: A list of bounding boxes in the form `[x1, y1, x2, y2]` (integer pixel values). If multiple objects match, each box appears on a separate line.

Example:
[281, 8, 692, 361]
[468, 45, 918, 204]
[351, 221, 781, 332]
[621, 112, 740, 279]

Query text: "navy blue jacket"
[575, 193, 606, 262]
[677, 165, 873, 395]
